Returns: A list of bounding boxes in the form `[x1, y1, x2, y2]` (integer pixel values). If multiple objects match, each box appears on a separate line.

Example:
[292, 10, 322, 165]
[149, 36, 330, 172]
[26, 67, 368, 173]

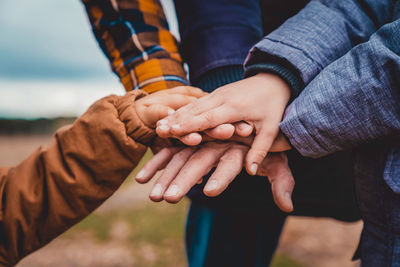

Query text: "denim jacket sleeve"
[280, 18, 400, 158]
[245, 0, 395, 92]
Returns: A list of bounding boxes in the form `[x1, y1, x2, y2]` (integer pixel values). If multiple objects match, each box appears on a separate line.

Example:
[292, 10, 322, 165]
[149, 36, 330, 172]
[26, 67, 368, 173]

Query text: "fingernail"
[136, 169, 146, 180]
[158, 125, 169, 131]
[250, 163, 258, 175]
[285, 192, 291, 200]
[165, 185, 179, 197]
[158, 119, 168, 125]
[188, 133, 202, 143]
[150, 184, 163, 197]
[168, 109, 175, 115]
[205, 180, 219, 192]
[171, 124, 180, 130]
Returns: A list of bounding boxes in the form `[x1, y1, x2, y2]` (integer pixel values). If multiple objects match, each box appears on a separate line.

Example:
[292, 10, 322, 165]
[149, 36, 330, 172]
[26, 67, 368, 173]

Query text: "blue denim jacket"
[246, 0, 400, 193]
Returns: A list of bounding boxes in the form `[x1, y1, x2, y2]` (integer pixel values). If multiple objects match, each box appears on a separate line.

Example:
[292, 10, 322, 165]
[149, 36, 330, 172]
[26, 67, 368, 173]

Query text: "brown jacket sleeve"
[0, 90, 155, 266]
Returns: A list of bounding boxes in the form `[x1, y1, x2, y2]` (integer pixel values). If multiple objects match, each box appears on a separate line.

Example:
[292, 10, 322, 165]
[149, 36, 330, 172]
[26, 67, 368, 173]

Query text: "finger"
[245, 126, 278, 175]
[177, 133, 203, 146]
[167, 106, 236, 137]
[163, 143, 228, 203]
[135, 146, 182, 183]
[147, 94, 198, 111]
[144, 104, 175, 128]
[229, 134, 254, 147]
[203, 144, 248, 197]
[269, 133, 292, 152]
[204, 124, 235, 140]
[158, 86, 207, 98]
[234, 122, 254, 137]
[267, 154, 295, 213]
[257, 153, 294, 212]
[149, 147, 197, 202]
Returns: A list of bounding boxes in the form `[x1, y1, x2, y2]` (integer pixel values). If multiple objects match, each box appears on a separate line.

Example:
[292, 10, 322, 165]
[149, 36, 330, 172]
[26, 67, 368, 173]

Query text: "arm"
[244, 0, 395, 95]
[0, 92, 151, 266]
[280, 18, 400, 158]
[81, 0, 188, 93]
[0, 87, 203, 266]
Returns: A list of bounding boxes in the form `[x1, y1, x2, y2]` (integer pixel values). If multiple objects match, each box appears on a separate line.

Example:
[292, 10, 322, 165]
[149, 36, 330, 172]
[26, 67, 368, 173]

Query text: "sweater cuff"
[245, 63, 302, 98]
[244, 49, 304, 98]
[193, 65, 244, 92]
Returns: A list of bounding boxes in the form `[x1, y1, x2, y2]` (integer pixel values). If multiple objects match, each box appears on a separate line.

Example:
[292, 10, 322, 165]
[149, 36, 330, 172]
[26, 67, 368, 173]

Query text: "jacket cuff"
[279, 102, 330, 158]
[121, 59, 189, 93]
[117, 90, 156, 145]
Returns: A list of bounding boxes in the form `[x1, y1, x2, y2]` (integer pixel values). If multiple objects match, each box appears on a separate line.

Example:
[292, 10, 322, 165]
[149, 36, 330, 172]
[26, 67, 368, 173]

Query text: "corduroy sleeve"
[82, 0, 188, 93]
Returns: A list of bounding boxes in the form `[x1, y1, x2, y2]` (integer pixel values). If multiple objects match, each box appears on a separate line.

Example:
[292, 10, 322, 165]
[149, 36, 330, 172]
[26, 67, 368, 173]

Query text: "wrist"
[251, 72, 291, 105]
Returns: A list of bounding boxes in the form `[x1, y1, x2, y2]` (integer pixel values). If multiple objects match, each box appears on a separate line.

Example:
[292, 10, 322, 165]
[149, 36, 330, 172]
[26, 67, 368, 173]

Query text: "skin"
[136, 141, 294, 213]
[155, 73, 291, 176]
[135, 86, 207, 128]
[135, 83, 294, 212]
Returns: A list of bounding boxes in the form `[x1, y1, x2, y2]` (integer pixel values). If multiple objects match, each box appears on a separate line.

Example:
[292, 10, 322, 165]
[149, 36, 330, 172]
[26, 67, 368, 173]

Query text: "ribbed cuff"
[193, 65, 244, 92]
[245, 63, 302, 98]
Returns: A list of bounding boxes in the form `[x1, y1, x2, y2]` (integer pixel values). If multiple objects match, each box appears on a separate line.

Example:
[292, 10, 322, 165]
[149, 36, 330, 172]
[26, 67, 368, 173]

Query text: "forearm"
[82, 0, 188, 92]
[280, 19, 400, 158]
[0, 92, 152, 265]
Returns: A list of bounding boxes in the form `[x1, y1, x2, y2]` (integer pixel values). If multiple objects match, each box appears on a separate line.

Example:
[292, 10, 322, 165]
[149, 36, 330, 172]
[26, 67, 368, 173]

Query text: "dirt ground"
[0, 135, 362, 267]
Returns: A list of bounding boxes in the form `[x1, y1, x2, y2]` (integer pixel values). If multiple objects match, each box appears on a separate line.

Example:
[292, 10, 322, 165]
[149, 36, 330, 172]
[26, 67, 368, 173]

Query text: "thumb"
[143, 104, 174, 128]
[259, 153, 294, 213]
[245, 126, 277, 175]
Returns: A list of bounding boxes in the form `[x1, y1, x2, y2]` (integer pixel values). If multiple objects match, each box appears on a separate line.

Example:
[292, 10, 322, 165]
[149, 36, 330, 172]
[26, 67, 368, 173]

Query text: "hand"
[135, 86, 206, 128]
[136, 141, 295, 212]
[155, 73, 291, 175]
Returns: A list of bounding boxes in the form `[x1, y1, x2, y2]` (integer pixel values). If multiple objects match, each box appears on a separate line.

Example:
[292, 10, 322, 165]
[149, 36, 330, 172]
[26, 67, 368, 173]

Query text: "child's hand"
[155, 73, 291, 175]
[136, 86, 206, 128]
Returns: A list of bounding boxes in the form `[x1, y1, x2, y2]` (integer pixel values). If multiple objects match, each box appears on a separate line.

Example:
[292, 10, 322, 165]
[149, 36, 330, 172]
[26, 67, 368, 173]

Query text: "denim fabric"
[186, 203, 286, 267]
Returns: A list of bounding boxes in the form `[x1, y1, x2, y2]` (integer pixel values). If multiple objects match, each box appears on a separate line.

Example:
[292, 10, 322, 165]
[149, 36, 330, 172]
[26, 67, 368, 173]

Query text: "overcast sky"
[0, 0, 178, 118]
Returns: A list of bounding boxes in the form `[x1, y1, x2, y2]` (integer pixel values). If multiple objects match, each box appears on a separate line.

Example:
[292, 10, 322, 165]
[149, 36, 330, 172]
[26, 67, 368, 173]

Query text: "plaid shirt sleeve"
[81, 0, 188, 93]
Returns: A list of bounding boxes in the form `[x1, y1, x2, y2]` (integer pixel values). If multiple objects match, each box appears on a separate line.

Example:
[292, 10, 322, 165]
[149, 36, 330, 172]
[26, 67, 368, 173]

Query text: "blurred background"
[0, 0, 362, 266]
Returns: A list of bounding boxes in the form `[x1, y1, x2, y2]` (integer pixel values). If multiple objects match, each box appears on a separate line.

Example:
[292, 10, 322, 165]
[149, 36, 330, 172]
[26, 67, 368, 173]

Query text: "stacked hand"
[155, 73, 291, 174]
[136, 73, 295, 212]
[136, 141, 295, 212]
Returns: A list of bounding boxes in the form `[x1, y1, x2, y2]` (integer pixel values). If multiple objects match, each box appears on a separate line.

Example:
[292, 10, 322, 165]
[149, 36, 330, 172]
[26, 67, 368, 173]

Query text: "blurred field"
[0, 134, 362, 267]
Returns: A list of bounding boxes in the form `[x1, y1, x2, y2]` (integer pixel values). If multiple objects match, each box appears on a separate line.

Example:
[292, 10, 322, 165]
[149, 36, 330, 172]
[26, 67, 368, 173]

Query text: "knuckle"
[220, 150, 242, 164]
[202, 112, 214, 125]
[188, 99, 202, 113]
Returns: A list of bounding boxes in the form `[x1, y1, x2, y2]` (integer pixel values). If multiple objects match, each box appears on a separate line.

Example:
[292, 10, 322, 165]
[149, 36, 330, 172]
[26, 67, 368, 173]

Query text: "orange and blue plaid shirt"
[82, 0, 188, 93]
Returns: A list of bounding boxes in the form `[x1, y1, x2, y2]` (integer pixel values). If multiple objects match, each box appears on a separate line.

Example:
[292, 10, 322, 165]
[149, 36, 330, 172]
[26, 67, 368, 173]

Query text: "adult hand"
[135, 141, 294, 212]
[155, 73, 291, 176]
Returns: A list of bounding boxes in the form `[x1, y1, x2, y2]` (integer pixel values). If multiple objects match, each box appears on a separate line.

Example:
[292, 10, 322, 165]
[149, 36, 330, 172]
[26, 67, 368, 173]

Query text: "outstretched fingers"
[149, 147, 198, 202]
[162, 143, 228, 203]
[203, 144, 248, 197]
[135, 146, 183, 184]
